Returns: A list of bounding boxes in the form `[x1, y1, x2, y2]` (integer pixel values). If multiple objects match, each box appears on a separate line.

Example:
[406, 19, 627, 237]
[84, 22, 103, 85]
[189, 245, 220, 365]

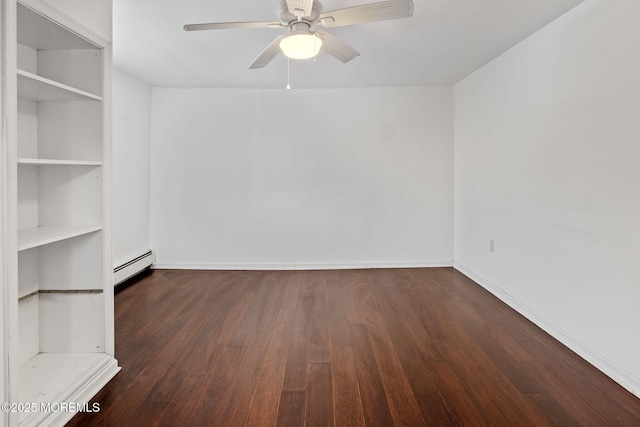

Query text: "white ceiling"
[114, 0, 584, 89]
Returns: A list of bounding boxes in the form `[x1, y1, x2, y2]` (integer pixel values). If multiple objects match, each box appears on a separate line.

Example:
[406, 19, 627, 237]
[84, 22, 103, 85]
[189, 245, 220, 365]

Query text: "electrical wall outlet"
[489, 239, 495, 252]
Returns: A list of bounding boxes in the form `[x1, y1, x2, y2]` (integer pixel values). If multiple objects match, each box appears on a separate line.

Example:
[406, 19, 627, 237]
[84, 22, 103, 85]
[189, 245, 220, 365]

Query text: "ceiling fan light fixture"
[280, 33, 322, 59]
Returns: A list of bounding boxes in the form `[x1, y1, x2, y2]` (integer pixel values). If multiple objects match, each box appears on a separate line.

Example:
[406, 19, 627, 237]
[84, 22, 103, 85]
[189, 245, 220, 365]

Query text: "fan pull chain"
[314, 35, 317, 62]
[286, 58, 291, 90]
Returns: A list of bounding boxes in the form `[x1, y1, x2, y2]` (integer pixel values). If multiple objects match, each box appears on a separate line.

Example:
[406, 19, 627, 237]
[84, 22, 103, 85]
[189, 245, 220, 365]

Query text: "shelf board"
[17, 2, 98, 50]
[18, 158, 102, 166]
[19, 289, 103, 301]
[18, 290, 39, 302]
[18, 225, 102, 251]
[19, 353, 119, 426]
[17, 69, 102, 102]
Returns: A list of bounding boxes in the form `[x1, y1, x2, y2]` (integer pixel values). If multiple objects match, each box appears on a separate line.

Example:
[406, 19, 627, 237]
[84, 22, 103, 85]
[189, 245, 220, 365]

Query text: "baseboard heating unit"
[114, 250, 154, 286]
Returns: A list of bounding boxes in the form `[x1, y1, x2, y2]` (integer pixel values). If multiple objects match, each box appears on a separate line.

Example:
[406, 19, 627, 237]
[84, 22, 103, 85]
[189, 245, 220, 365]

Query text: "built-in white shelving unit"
[2, 1, 120, 425]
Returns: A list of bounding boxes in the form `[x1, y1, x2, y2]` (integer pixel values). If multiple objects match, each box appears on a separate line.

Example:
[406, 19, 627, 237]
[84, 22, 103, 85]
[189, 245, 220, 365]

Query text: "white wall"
[150, 86, 453, 269]
[112, 68, 151, 267]
[454, 0, 640, 394]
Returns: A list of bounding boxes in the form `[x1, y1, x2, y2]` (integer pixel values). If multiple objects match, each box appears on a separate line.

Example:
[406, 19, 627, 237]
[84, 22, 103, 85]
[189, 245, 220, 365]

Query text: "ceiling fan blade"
[315, 30, 360, 63]
[249, 35, 287, 69]
[286, 0, 314, 17]
[184, 21, 284, 31]
[319, 0, 413, 27]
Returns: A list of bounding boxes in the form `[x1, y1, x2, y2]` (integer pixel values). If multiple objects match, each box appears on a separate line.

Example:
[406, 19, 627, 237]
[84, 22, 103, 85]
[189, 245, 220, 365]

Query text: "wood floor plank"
[145, 310, 209, 370]
[439, 324, 551, 426]
[245, 309, 295, 427]
[281, 279, 330, 394]
[339, 275, 365, 324]
[331, 345, 366, 427]
[143, 363, 187, 404]
[520, 360, 612, 426]
[454, 314, 545, 394]
[440, 284, 539, 363]
[430, 360, 493, 427]
[97, 363, 168, 425]
[379, 275, 446, 363]
[166, 308, 241, 376]
[123, 401, 168, 427]
[326, 279, 352, 347]
[275, 389, 307, 427]
[279, 272, 302, 311]
[66, 268, 640, 427]
[370, 285, 455, 425]
[349, 323, 396, 427]
[171, 347, 245, 425]
[306, 362, 334, 427]
[524, 328, 640, 421]
[207, 322, 275, 426]
[256, 274, 285, 325]
[281, 293, 311, 390]
[227, 288, 264, 347]
[520, 340, 640, 425]
[363, 309, 426, 426]
[156, 374, 210, 427]
[301, 279, 330, 363]
[353, 282, 380, 312]
[523, 392, 582, 427]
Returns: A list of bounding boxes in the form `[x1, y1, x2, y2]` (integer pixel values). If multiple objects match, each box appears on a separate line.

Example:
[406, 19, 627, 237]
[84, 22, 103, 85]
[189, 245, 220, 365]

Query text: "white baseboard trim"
[454, 261, 640, 398]
[153, 260, 454, 271]
[114, 250, 154, 286]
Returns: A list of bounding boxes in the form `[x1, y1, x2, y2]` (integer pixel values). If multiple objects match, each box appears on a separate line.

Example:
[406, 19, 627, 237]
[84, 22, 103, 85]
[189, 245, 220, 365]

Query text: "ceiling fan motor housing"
[277, 0, 323, 26]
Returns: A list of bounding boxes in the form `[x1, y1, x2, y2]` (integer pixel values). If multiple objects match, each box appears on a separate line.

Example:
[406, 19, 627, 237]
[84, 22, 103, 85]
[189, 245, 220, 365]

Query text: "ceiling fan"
[183, 0, 414, 69]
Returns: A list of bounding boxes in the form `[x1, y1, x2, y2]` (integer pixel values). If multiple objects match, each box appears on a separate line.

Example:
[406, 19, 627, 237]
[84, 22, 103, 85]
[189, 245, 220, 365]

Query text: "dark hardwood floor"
[67, 268, 640, 426]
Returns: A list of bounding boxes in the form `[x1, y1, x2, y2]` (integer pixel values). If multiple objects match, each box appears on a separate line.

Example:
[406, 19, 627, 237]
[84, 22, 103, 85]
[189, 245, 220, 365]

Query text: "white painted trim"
[453, 261, 640, 398]
[19, 354, 120, 427]
[153, 260, 454, 271]
[18, 158, 102, 166]
[2, 1, 20, 424]
[0, 0, 9, 417]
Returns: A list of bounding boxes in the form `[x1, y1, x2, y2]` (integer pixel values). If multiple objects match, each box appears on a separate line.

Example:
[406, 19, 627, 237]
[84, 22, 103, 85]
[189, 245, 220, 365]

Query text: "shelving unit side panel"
[16, 42, 36, 73]
[17, 97, 37, 158]
[39, 293, 105, 353]
[39, 231, 103, 290]
[37, 165, 103, 226]
[17, 248, 39, 298]
[17, 164, 37, 229]
[38, 100, 102, 160]
[38, 49, 102, 96]
[101, 42, 115, 356]
[18, 295, 39, 365]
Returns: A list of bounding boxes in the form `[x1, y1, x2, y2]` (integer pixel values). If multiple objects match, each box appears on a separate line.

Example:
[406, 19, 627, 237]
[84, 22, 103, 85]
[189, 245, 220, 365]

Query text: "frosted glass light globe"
[280, 34, 322, 59]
